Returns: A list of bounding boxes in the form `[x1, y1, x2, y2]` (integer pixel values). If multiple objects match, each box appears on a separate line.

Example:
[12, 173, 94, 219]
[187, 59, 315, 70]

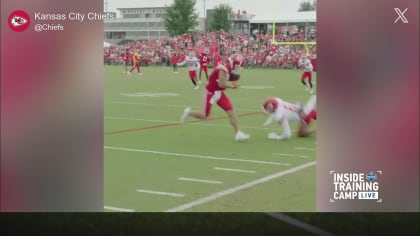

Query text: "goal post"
[271, 40, 316, 56]
[270, 2, 316, 56]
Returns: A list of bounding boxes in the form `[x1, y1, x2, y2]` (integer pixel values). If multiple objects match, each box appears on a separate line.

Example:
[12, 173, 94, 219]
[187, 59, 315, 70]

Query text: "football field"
[104, 65, 317, 212]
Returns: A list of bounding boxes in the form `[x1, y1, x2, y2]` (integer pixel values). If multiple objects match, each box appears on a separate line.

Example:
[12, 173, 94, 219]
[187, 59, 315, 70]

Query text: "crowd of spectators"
[104, 29, 316, 69]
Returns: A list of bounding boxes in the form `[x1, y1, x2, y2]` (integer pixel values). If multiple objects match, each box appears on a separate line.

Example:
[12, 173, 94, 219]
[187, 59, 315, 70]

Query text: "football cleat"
[180, 107, 191, 123]
[268, 132, 279, 140]
[235, 131, 250, 141]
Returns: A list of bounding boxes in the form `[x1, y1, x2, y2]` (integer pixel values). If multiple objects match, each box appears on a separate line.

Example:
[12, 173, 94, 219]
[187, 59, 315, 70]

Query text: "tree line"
[164, 0, 316, 36]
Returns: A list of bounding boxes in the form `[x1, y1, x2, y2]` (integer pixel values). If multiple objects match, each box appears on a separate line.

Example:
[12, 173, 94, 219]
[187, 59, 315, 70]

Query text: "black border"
[1, 213, 419, 235]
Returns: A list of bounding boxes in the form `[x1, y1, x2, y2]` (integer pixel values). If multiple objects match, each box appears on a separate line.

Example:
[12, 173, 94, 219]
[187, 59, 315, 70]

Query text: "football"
[229, 73, 240, 81]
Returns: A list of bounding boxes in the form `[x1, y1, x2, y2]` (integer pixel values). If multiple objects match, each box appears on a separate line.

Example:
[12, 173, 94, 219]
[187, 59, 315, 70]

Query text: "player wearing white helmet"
[298, 54, 314, 94]
[178, 51, 200, 89]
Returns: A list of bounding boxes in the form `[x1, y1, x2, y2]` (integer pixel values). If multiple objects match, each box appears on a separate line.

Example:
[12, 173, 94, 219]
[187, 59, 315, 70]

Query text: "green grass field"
[104, 65, 317, 212]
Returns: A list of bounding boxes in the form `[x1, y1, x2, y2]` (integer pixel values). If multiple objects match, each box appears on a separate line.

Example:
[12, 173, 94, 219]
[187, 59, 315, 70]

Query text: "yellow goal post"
[270, 11, 316, 55]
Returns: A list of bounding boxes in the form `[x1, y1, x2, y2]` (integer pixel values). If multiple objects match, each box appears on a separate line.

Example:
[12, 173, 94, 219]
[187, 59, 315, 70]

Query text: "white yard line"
[178, 177, 223, 184]
[214, 167, 256, 174]
[104, 146, 290, 166]
[166, 161, 316, 212]
[104, 206, 135, 212]
[136, 189, 185, 197]
[295, 147, 316, 151]
[272, 153, 309, 158]
[265, 213, 336, 236]
[105, 116, 276, 131]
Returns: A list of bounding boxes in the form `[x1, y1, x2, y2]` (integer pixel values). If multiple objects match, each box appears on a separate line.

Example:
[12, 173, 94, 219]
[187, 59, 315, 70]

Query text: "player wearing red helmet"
[180, 54, 250, 141]
[262, 95, 317, 140]
[171, 51, 179, 74]
[263, 97, 279, 113]
[122, 49, 130, 74]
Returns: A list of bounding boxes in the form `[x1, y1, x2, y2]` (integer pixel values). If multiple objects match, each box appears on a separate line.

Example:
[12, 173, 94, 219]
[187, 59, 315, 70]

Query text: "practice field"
[104, 65, 317, 212]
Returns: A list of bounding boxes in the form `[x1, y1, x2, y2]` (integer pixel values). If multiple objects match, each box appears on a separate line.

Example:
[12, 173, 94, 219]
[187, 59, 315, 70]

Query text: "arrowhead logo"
[11, 15, 29, 27]
[8, 10, 31, 32]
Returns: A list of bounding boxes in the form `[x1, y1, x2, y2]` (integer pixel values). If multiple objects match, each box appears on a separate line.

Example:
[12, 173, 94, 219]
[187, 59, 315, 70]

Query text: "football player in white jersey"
[178, 51, 200, 89]
[261, 95, 317, 140]
[298, 54, 314, 94]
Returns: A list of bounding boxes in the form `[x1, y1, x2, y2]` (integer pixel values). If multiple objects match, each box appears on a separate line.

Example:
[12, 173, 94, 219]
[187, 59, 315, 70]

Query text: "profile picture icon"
[8, 10, 31, 32]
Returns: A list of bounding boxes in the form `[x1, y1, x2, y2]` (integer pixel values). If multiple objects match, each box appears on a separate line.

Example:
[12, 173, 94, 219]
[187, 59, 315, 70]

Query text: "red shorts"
[301, 71, 312, 82]
[200, 64, 208, 73]
[202, 89, 233, 117]
[189, 70, 197, 79]
[303, 109, 317, 124]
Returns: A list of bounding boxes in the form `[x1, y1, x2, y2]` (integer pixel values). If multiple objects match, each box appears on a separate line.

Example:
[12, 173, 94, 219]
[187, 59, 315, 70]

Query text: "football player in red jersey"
[171, 52, 179, 74]
[180, 54, 250, 141]
[199, 48, 211, 82]
[122, 49, 130, 74]
[103, 51, 110, 65]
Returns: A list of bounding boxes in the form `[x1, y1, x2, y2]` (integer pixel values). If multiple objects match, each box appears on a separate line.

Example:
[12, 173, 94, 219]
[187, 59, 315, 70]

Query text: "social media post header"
[8, 10, 115, 32]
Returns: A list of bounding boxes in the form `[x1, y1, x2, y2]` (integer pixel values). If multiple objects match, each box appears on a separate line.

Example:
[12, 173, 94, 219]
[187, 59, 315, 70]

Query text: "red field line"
[105, 112, 262, 136]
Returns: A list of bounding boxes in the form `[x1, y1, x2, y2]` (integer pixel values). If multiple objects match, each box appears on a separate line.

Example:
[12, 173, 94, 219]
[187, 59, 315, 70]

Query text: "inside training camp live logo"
[8, 10, 31, 32]
[330, 171, 382, 202]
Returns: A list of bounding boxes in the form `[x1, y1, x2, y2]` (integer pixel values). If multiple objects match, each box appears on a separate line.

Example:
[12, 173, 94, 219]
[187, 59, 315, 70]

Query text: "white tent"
[103, 41, 112, 48]
[250, 11, 316, 24]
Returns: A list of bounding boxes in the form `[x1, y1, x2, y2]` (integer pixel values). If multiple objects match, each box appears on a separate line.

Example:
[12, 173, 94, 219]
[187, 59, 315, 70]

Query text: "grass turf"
[104, 65, 317, 212]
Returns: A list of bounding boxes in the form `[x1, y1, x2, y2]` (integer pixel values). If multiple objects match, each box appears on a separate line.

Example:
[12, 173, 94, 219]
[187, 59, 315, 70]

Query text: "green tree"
[298, 1, 316, 11]
[163, 0, 198, 36]
[208, 4, 232, 32]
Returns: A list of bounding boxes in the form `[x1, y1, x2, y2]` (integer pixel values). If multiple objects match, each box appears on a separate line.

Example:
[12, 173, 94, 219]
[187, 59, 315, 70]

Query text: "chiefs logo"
[10, 16, 28, 27]
[8, 10, 30, 32]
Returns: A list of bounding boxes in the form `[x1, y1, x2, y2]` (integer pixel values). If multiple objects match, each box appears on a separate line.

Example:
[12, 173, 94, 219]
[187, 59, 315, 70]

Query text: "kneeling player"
[262, 95, 316, 140]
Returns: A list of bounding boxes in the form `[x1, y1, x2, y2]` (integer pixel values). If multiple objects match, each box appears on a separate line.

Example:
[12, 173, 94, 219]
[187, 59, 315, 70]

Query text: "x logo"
[394, 8, 408, 24]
